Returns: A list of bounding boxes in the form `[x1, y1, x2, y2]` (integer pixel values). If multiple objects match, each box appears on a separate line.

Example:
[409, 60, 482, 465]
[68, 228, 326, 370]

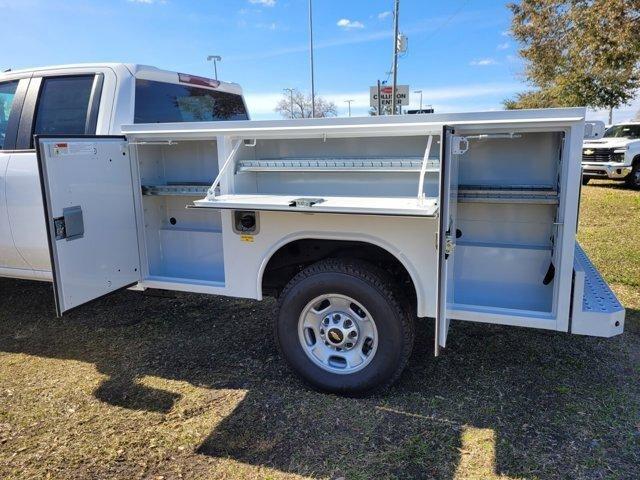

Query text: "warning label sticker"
[52, 142, 97, 156]
[240, 235, 254, 243]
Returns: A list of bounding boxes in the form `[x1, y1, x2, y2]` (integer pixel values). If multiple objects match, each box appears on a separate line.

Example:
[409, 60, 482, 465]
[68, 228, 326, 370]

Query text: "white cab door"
[37, 136, 140, 315]
[435, 125, 460, 354]
[1, 153, 30, 271]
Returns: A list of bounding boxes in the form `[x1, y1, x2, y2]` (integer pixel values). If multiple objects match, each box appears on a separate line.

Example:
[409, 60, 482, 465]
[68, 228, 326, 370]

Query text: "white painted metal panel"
[571, 243, 624, 337]
[37, 136, 140, 315]
[435, 126, 458, 353]
[194, 194, 438, 217]
[0, 153, 31, 271]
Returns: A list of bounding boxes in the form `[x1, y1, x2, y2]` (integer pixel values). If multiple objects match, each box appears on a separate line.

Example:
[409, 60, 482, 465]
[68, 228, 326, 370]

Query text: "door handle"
[53, 205, 84, 241]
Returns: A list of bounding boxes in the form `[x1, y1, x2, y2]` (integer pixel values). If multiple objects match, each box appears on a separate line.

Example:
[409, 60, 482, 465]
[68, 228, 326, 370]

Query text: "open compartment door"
[435, 126, 462, 355]
[36, 136, 141, 316]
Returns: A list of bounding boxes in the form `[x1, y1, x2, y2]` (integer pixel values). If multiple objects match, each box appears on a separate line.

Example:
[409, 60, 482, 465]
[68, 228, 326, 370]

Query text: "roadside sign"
[370, 85, 409, 108]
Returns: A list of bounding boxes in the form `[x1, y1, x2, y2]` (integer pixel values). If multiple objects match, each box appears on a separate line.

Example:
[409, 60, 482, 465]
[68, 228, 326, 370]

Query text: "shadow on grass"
[0, 278, 638, 479]
[584, 179, 637, 191]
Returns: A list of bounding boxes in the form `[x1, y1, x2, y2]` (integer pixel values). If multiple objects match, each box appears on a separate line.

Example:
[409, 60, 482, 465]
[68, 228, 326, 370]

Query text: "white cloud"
[497, 42, 510, 50]
[337, 18, 364, 30]
[378, 11, 392, 20]
[501, 29, 511, 36]
[470, 58, 498, 66]
[249, 0, 275, 6]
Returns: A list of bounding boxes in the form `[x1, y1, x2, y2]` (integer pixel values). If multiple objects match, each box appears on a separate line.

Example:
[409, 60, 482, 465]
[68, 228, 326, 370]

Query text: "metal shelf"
[141, 184, 210, 196]
[457, 184, 559, 204]
[235, 156, 439, 173]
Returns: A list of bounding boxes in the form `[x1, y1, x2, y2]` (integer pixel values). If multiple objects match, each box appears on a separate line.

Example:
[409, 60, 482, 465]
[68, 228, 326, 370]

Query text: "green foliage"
[506, 0, 640, 110]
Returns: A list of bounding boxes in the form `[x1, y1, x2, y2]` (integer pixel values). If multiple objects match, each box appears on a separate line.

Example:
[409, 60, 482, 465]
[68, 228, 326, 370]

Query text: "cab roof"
[0, 62, 243, 95]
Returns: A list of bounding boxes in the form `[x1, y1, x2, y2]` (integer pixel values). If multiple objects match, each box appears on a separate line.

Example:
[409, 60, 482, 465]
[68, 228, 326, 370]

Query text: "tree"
[505, 0, 640, 111]
[275, 89, 338, 119]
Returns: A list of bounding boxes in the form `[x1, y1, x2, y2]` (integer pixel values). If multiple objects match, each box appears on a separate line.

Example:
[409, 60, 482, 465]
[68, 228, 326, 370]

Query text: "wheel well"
[262, 239, 417, 310]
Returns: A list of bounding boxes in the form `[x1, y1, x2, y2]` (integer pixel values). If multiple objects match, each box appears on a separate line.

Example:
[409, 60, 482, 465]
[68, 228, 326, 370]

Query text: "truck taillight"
[178, 73, 220, 89]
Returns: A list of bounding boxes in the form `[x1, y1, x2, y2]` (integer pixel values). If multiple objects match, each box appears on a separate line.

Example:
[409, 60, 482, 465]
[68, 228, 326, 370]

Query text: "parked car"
[582, 122, 640, 188]
[0, 63, 248, 282]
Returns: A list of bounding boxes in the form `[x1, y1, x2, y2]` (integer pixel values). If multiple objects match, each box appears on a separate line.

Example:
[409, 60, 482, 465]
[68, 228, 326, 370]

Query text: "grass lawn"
[0, 179, 638, 480]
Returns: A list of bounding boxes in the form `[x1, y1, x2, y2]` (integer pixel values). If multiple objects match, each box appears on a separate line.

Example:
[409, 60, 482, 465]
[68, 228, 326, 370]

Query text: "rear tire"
[274, 259, 414, 396]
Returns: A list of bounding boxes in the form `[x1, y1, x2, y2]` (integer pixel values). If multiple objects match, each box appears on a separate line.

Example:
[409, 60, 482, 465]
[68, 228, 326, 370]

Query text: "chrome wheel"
[298, 294, 378, 374]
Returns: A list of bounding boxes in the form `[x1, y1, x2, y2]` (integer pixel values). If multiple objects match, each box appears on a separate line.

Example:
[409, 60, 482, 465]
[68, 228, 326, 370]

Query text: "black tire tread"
[273, 258, 415, 394]
[624, 158, 640, 189]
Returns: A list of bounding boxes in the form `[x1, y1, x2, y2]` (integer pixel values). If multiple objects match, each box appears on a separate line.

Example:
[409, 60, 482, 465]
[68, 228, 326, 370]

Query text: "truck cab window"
[0, 81, 18, 150]
[134, 79, 249, 123]
[33, 76, 95, 140]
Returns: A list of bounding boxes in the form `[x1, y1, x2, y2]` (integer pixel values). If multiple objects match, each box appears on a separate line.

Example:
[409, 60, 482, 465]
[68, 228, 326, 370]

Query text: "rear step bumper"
[571, 243, 625, 337]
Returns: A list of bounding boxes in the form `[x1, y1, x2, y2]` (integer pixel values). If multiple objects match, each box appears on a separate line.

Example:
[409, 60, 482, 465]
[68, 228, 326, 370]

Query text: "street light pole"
[414, 90, 423, 111]
[344, 99, 354, 117]
[284, 88, 295, 119]
[391, 0, 400, 115]
[206, 55, 222, 80]
[308, 0, 316, 118]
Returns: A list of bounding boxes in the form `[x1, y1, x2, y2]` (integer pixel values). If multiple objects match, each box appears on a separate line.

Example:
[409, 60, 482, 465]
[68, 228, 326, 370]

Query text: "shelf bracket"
[208, 139, 242, 199]
[417, 134, 434, 204]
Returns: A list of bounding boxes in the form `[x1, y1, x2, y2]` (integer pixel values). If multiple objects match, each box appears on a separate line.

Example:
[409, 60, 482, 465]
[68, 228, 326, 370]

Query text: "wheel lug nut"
[323, 318, 330, 325]
[345, 343, 353, 349]
[349, 331, 357, 338]
[344, 319, 352, 327]
[320, 329, 325, 334]
[333, 314, 341, 323]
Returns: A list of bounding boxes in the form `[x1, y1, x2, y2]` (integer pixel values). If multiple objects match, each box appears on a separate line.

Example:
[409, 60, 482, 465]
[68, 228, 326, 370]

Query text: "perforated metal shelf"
[141, 184, 210, 196]
[457, 184, 559, 204]
[235, 156, 439, 173]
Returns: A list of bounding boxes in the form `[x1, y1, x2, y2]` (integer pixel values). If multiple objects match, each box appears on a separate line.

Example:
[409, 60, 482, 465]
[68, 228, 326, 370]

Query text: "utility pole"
[377, 80, 382, 116]
[206, 55, 222, 80]
[284, 88, 295, 119]
[391, 0, 400, 115]
[344, 99, 354, 117]
[414, 90, 423, 111]
[308, 0, 316, 118]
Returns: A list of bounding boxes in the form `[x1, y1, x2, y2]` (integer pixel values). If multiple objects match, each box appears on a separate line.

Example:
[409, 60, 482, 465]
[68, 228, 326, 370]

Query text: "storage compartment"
[134, 140, 225, 285]
[449, 132, 563, 318]
[233, 135, 441, 199]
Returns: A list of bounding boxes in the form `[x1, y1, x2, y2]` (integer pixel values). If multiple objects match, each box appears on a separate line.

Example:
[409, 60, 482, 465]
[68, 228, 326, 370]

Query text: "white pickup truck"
[582, 122, 640, 188]
[0, 63, 249, 282]
[0, 65, 626, 395]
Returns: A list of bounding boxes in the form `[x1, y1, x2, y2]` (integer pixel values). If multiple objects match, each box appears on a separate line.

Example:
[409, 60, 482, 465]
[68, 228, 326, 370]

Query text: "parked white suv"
[0, 63, 248, 282]
[582, 123, 640, 188]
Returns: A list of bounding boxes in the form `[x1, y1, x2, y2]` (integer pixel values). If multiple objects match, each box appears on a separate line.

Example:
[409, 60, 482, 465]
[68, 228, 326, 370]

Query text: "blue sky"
[1, 0, 637, 122]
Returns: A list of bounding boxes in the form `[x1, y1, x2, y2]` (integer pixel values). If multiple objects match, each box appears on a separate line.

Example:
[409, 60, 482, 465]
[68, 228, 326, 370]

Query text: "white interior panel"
[135, 140, 225, 285]
[453, 244, 553, 312]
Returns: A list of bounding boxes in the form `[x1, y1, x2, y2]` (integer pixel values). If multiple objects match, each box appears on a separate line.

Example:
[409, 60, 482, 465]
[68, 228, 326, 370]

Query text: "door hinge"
[452, 136, 469, 155]
[444, 232, 454, 258]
